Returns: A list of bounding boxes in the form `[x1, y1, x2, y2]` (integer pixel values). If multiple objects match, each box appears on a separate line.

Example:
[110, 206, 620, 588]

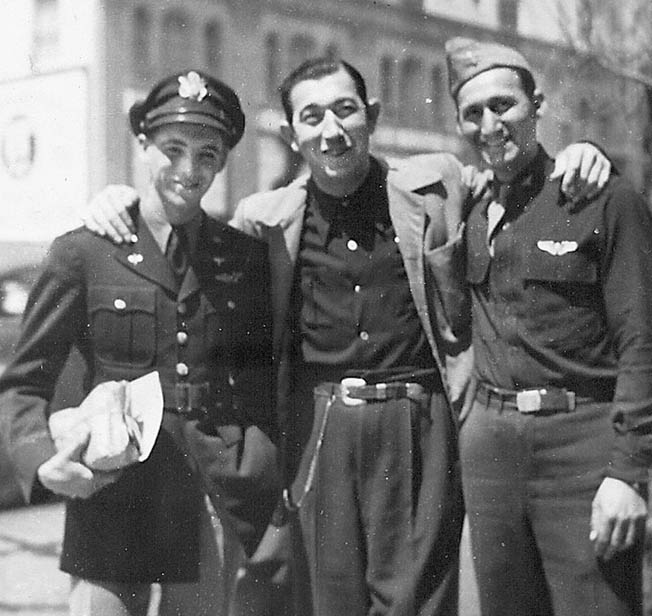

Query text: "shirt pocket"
[88, 286, 156, 367]
[523, 246, 597, 284]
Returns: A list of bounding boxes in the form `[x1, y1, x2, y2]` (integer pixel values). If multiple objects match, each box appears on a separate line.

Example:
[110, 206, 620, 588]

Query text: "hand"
[82, 185, 140, 244]
[551, 142, 611, 203]
[37, 429, 121, 499]
[464, 166, 494, 201]
[590, 477, 647, 560]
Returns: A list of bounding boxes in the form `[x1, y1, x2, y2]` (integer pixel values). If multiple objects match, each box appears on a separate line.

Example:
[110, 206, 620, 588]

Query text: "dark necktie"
[166, 225, 188, 284]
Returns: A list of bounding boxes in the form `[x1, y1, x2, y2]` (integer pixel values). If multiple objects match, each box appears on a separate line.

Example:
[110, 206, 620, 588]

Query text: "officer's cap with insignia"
[445, 37, 534, 99]
[129, 69, 245, 148]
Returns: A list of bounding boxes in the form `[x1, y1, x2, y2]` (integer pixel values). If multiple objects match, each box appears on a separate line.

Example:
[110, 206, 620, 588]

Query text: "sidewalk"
[0, 502, 67, 616]
[0, 502, 480, 616]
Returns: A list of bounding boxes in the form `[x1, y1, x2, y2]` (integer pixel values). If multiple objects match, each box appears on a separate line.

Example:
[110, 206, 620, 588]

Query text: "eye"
[461, 105, 482, 124]
[332, 101, 360, 119]
[163, 145, 183, 159]
[489, 98, 515, 115]
[299, 108, 325, 126]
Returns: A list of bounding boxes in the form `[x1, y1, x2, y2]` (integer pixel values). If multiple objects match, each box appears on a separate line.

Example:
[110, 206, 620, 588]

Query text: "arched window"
[380, 55, 396, 120]
[399, 56, 423, 126]
[133, 5, 152, 79]
[429, 64, 445, 128]
[265, 32, 282, 99]
[204, 21, 222, 75]
[288, 33, 315, 72]
[161, 10, 193, 73]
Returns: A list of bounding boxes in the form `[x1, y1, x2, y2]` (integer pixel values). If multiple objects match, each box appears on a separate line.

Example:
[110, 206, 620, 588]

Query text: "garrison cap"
[445, 37, 534, 98]
[129, 70, 245, 148]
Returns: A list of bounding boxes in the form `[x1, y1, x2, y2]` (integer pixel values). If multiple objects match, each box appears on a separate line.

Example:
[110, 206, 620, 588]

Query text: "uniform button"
[359, 331, 369, 341]
[114, 298, 126, 310]
[176, 331, 188, 345]
[394, 236, 400, 244]
[226, 300, 236, 310]
[347, 239, 358, 251]
[354, 284, 361, 293]
[177, 303, 187, 315]
[176, 362, 189, 377]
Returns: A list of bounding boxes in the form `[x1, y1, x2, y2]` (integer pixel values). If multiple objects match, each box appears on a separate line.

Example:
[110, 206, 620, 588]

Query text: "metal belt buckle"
[340, 377, 367, 407]
[515, 389, 543, 413]
[175, 383, 193, 415]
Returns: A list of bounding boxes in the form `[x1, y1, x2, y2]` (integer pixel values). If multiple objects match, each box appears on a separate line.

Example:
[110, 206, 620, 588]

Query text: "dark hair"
[279, 57, 369, 123]
[514, 67, 537, 102]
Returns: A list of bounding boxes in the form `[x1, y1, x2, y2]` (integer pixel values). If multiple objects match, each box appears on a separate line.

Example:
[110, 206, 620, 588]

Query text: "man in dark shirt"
[447, 37, 652, 616]
[83, 57, 611, 615]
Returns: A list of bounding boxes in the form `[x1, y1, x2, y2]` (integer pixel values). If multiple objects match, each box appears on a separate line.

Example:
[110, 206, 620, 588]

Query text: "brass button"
[226, 300, 236, 310]
[113, 298, 126, 310]
[347, 239, 358, 251]
[359, 331, 369, 341]
[354, 284, 361, 293]
[176, 362, 189, 377]
[176, 332, 188, 345]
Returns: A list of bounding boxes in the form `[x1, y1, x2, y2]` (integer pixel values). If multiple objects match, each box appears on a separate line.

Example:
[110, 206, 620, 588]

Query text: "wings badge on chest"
[536, 240, 578, 256]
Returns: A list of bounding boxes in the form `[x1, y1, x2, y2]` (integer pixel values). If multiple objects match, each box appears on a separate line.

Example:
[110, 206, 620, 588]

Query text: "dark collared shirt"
[466, 146, 652, 481]
[293, 159, 436, 385]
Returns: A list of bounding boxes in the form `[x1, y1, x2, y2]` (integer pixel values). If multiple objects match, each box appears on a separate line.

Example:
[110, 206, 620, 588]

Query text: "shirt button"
[176, 331, 188, 345]
[177, 303, 187, 315]
[347, 239, 358, 251]
[114, 298, 126, 310]
[359, 331, 369, 341]
[176, 362, 189, 377]
[226, 300, 236, 310]
[354, 284, 361, 293]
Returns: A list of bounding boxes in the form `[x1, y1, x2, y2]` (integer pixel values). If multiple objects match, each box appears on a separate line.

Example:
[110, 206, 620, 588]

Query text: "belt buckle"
[175, 382, 193, 415]
[515, 389, 543, 413]
[340, 377, 367, 407]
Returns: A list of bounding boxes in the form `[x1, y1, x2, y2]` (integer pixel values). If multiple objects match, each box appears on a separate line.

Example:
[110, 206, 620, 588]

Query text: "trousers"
[288, 384, 463, 616]
[460, 394, 643, 616]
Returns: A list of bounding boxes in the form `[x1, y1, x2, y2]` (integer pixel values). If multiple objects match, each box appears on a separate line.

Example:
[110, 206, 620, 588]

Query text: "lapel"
[386, 162, 437, 355]
[113, 216, 178, 294]
[265, 183, 309, 354]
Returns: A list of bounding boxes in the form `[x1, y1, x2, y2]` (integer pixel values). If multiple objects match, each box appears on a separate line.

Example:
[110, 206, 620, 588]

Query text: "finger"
[550, 153, 565, 179]
[81, 213, 106, 237]
[590, 511, 614, 559]
[604, 517, 628, 560]
[109, 196, 138, 242]
[93, 206, 125, 245]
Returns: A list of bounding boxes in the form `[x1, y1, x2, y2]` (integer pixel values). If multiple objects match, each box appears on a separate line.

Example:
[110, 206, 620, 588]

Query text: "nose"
[320, 109, 348, 150]
[480, 107, 502, 135]
[176, 153, 200, 182]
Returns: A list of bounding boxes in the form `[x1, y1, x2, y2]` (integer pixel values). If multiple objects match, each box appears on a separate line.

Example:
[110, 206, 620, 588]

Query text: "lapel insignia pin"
[128, 253, 144, 264]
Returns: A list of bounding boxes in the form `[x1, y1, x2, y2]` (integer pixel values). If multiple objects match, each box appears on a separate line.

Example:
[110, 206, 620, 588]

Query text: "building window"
[288, 34, 316, 72]
[399, 56, 423, 126]
[161, 10, 193, 73]
[204, 21, 222, 75]
[498, 0, 519, 30]
[324, 43, 339, 61]
[32, 0, 59, 66]
[133, 6, 152, 80]
[380, 55, 396, 120]
[265, 32, 281, 99]
[429, 64, 445, 128]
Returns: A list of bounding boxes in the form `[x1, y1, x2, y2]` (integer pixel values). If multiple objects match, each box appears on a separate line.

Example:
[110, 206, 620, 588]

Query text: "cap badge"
[178, 71, 208, 102]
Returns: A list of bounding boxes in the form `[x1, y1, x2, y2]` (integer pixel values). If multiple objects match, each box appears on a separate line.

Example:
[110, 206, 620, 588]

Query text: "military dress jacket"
[231, 153, 474, 414]
[0, 212, 278, 583]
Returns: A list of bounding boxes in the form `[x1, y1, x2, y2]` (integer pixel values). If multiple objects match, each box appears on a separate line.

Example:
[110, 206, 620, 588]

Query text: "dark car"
[0, 242, 85, 508]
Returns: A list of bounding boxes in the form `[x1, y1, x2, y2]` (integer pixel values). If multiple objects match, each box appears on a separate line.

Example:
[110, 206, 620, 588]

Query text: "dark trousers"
[289, 385, 464, 616]
[460, 395, 643, 616]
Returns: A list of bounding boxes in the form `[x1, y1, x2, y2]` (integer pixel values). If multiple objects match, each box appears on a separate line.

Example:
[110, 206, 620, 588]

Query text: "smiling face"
[141, 122, 229, 225]
[281, 67, 380, 197]
[456, 67, 542, 183]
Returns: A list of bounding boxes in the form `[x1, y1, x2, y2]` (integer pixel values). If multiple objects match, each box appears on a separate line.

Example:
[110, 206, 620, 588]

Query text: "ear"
[366, 98, 381, 134]
[280, 122, 299, 152]
[533, 89, 546, 118]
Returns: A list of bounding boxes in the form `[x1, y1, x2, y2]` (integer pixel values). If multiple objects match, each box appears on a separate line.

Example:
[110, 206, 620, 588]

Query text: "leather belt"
[162, 382, 211, 417]
[317, 379, 429, 408]
[477, 382, 577, 414]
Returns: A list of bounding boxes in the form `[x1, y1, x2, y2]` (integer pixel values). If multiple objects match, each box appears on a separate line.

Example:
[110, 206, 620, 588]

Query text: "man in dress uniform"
[0, 70, 278, 616]
[83, 58, 611, 616]
[447, 37, 652, 616]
